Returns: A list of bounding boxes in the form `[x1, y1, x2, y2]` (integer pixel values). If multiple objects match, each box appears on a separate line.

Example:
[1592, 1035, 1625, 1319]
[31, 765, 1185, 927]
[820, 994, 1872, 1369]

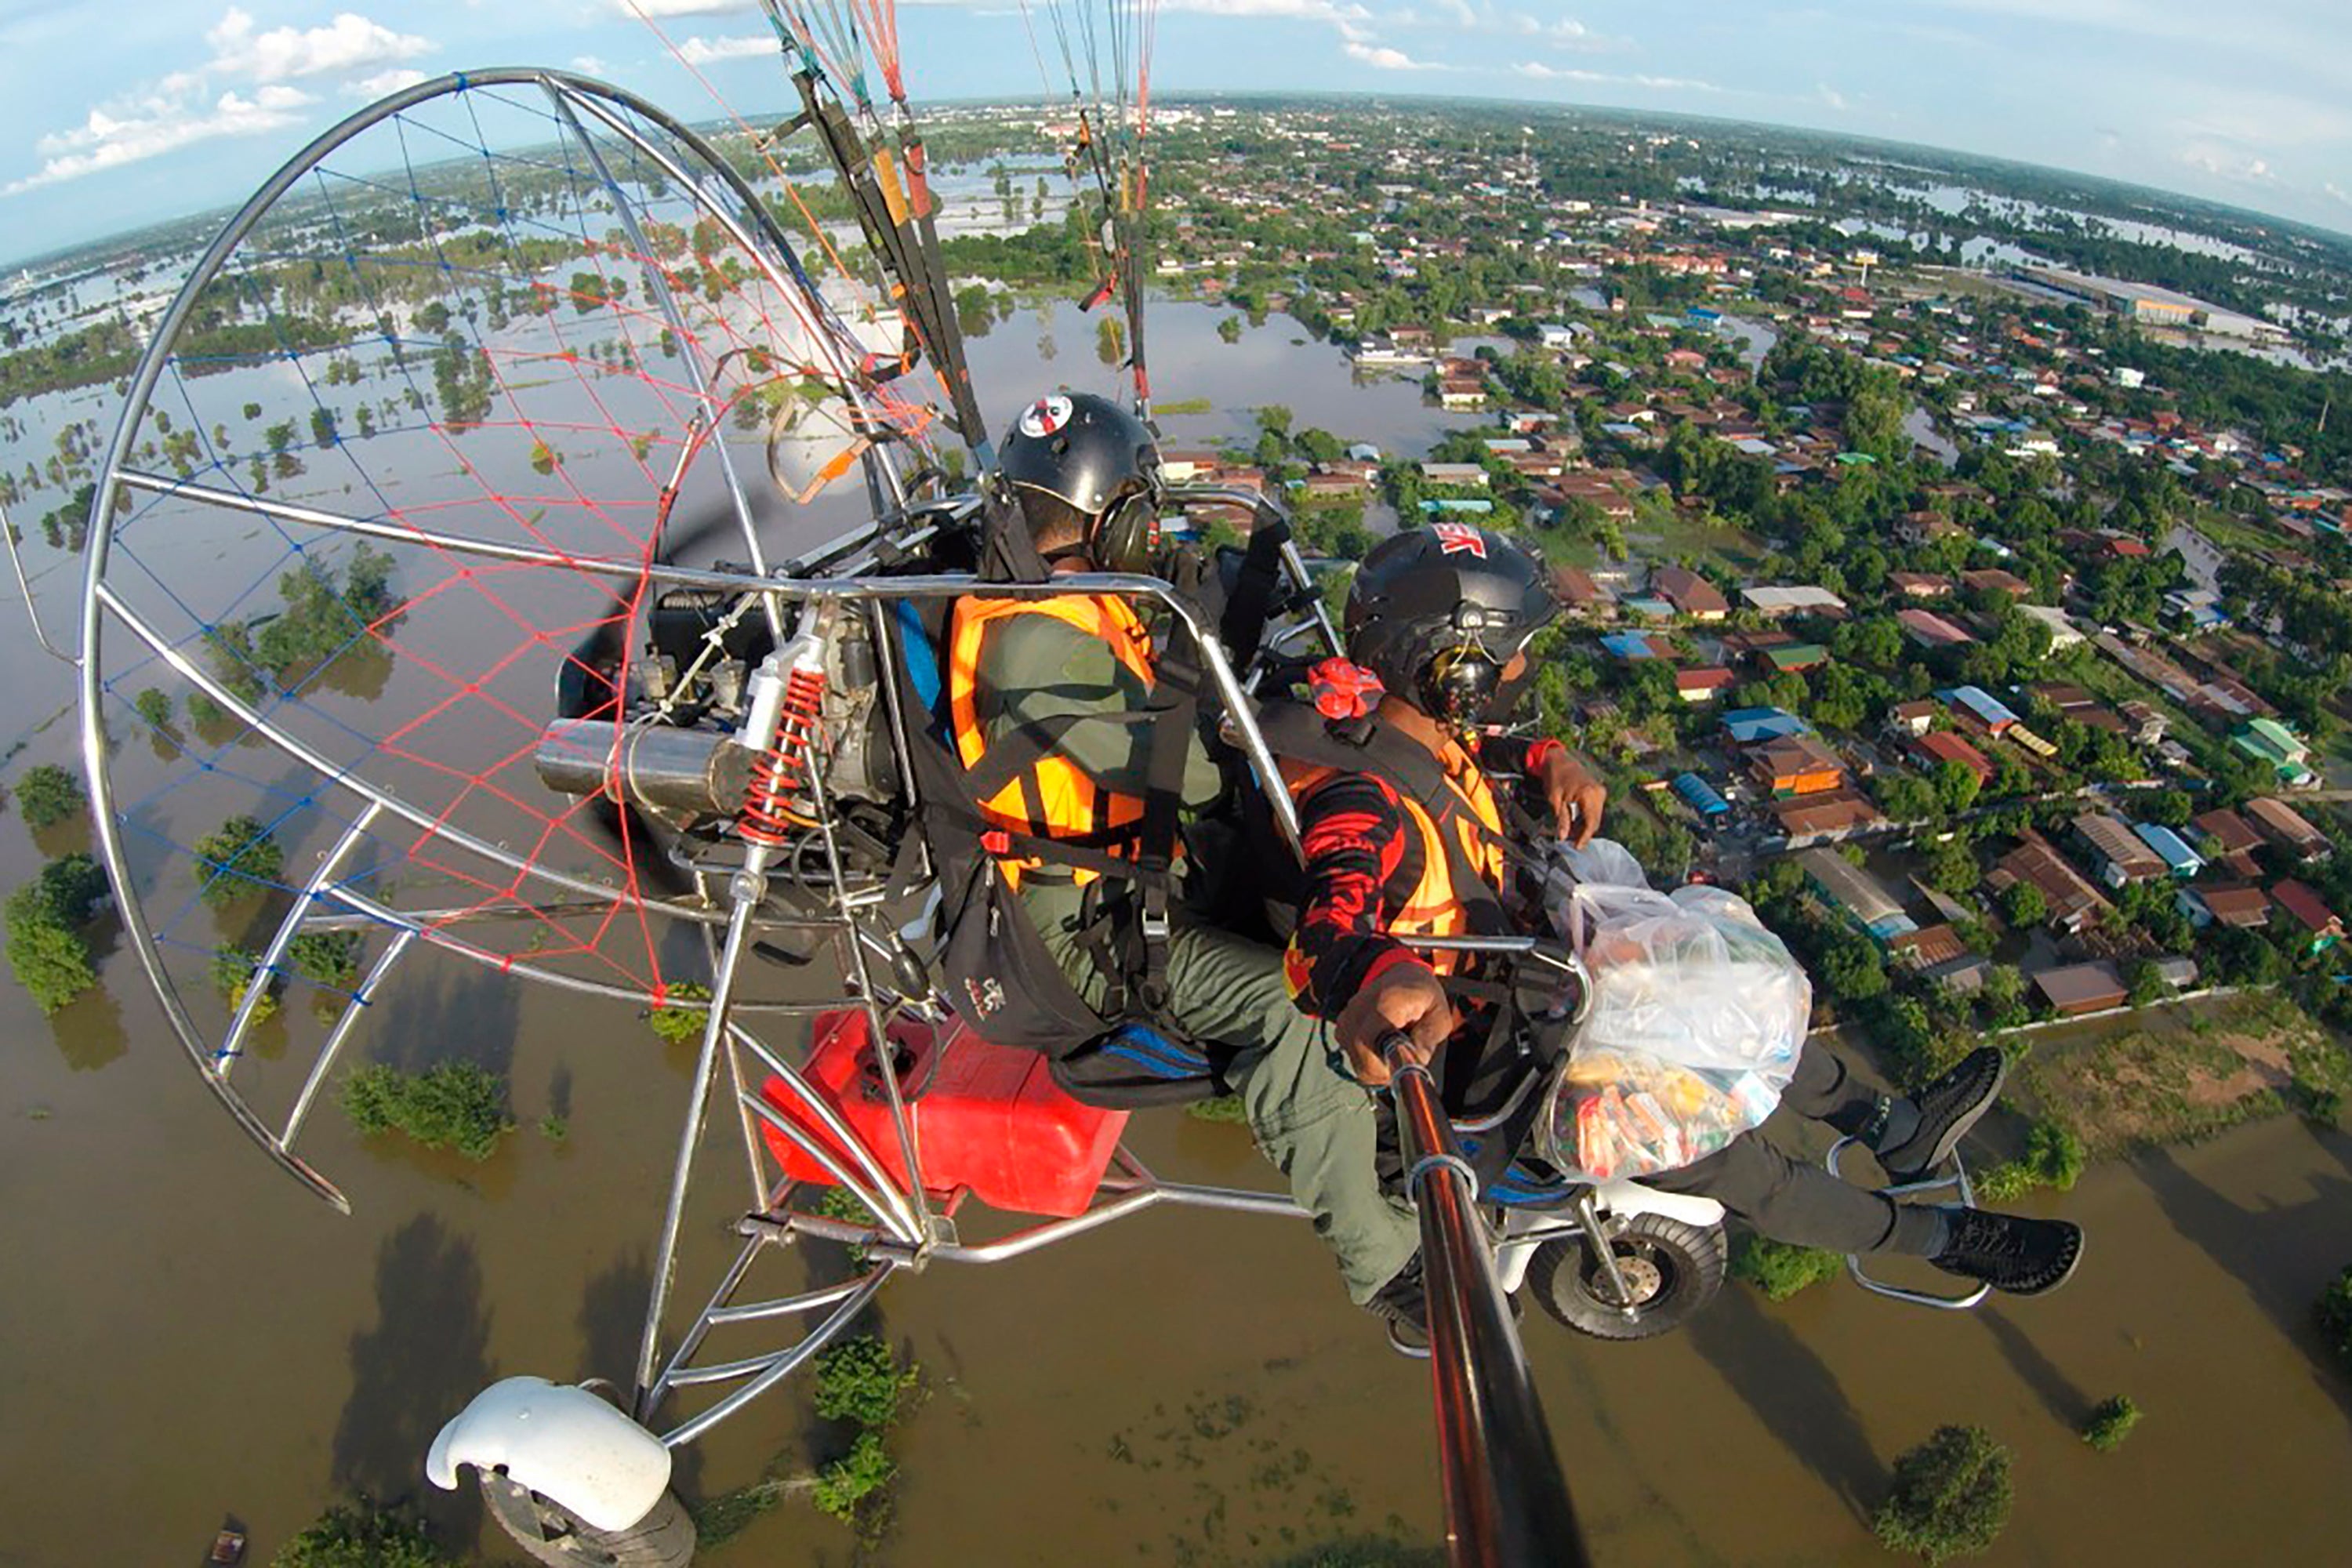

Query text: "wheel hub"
[1596, 1248, 1664, 1307]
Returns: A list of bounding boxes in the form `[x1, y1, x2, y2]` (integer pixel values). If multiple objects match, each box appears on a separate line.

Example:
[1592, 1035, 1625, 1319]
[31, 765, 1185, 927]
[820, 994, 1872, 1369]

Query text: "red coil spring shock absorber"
[739, 663, 827, 848]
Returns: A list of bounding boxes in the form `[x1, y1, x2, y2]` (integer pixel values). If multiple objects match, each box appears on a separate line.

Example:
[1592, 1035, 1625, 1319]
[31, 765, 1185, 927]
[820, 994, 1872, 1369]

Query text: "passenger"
[1283, 526, 2085, 1334]
[949, 391, 1423, 1310]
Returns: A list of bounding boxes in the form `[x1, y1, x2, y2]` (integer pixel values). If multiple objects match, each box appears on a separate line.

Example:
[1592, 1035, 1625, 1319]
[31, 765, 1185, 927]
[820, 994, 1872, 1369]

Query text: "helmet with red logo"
[998, 391, 1163, 572]
[1343, 524, 1557, 724]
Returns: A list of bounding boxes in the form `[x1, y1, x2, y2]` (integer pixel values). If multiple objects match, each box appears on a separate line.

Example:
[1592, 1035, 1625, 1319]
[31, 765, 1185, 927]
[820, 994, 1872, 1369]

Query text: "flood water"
[3, 229, 2350, 1567]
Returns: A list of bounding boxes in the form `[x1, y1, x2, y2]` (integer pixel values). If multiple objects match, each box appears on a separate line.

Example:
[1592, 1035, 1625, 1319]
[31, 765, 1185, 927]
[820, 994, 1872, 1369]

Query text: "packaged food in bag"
[1537, 862, 1811, 1181]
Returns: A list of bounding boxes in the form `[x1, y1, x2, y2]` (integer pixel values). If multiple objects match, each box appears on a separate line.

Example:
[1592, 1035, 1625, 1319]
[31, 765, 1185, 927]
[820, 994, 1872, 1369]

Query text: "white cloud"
[2176, 143, 2276, 185]
[677, 33, 776, 65]
[612, 0, 750, 16]
[346, 67, 428, 99]
[7, 83, 314, 193]
[2327, 181, 2352, 209]
[1514, 61, 1718, 92]
[205, 8, 432, 84]
[1345, 39, 1446, 70]
[571, 56, 611, 77]
[1817, 83, 1849, 111]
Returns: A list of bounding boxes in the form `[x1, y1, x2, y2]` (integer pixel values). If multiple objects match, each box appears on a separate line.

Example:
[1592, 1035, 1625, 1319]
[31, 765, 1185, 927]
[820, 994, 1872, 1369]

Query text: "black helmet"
[1345, 524, 1557, 724]
[999, 392, 1162, 572]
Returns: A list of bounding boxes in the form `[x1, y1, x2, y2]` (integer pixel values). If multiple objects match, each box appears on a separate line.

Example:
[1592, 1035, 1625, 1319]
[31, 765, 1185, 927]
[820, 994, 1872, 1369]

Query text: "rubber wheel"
[481, 1472, 697, 1568]
[1526, 1212, 1726, 1341]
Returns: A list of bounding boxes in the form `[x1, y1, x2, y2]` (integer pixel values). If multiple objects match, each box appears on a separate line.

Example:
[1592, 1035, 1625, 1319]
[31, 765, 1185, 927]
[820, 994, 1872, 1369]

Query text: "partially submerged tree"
[1874, 1425, 2014, 1564]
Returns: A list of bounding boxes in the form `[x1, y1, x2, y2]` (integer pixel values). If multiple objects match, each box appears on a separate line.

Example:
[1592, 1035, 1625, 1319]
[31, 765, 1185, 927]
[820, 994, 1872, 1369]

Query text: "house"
[1419, 461, 1490, 488]
[1652, 565, 1730, 621]
[2118, 701, 2169, 746]
[1548, 470, 1636, 521]
[1989, 832, 2111, 933]
[1438, 377, 1488, 410]
[2132, 822, 2205, 878]
[1600, 630, 1669, 662]
[1898, 608, 1975, 648]
[2270, 880, 2343, 953]
[2019, 603, 2085, 650]
[1740, 585, 1849, 618]
[2179, 883, 2271, 930]
[1769, 789, 1885, 848]
[2073, 811, 2167, 887]
[1886, 699, 1937, 739]
[1553, 568, 1616, 619]
[1722, 706, 1811, 746]
[1895, 510, 1960, 547]
[1675, 666, 1738, 702]
[2234, 718, 2315, 786]
[2190, 807, 2267, 878]
[1160, 448, 1221, 483]
[1751, 732, 1846, 797]
[1914, 729, 1993, 786]
[1888, 572, 1955, 598]
[1961, 567, 2036, 601]
[1941, 685, 2020, 736]
[2033, 960, 2128, 1017]
[1759, 642, 1831, 676]
[1672, 771, 1731, 821]
[1886, 924, 1970, 974]
[1798, 848, 1918, 943]
[2245, 797, 2332, 862]
[2034, 682, 2125, 734]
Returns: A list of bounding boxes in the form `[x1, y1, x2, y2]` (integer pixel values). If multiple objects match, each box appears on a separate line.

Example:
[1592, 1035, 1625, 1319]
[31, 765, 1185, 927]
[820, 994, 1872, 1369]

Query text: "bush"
[1729, 1233, 1845, 1301]
[193, 815, 284, 906]
[1873, 1425, 2014, 1563]
[132, 688, 173, 728]
[810, 1428, 896, 1526]
[648, 981, 712, 1044]
[16, 764, 84, 829]
[340, 1062, 515, 1160]
[2081, 1395, 2140, 1451]
[2318, 1265, 2352, 1378]
[1974, 1118, 2086, 1200]
[211, 946, 278, 1024]
[814, 1335, 918, 1430]
[1185, 1094, 1250, 1123]
[272, 1502, 452, 1567]
[289, 929, 363, 989]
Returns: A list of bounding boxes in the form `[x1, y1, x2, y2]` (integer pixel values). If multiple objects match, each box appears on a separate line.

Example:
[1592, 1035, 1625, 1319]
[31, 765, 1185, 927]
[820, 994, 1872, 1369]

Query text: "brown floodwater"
[3, 256, 2348, 1563]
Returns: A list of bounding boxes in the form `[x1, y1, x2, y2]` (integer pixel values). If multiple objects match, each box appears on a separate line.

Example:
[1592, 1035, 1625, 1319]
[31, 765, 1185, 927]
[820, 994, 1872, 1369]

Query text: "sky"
[1, 0, 2349, 260]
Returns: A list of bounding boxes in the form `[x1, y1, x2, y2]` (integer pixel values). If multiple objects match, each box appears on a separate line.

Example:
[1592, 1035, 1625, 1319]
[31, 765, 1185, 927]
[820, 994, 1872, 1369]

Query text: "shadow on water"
[330, 1212, 494, 1552]
[1686, 1283, 1882, 1522]
[2132, 1135, 2352, 1432]
[367, 958, 521, 1081]
[575, 1253, 706, 1501]
[1978, 1306, 2092, 1429]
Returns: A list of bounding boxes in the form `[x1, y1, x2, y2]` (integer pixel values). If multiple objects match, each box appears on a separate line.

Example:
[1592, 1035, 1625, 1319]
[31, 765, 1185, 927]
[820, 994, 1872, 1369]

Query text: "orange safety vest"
[947, 594, 1158, 889]
[1282, 734, 1508, 982]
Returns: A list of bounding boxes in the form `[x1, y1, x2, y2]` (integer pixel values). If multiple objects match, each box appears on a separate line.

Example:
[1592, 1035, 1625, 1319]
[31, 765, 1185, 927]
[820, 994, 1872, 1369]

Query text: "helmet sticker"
[1018, 394, 1074, 440]
[1431, 521, 1488, 557]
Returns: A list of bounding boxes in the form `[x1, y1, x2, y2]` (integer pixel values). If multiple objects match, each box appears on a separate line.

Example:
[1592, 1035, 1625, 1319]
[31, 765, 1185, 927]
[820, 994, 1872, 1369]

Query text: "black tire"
[481, 1472, 697, 1568]
[1526, 1212, 1727, 1341]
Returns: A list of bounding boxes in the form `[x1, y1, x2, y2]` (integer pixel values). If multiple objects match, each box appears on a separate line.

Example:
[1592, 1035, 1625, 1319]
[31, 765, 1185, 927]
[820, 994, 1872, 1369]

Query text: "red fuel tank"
[758, 1009, 1127, 1219]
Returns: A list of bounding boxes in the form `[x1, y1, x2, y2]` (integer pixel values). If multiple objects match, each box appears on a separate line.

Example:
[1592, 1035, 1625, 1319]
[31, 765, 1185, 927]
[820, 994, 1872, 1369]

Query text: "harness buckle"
[1139, 907, 1172, 944]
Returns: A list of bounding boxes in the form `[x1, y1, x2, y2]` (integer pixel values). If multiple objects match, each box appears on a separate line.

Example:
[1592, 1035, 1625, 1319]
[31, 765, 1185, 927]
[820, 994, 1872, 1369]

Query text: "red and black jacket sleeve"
[1285, 772, 1425, 1019]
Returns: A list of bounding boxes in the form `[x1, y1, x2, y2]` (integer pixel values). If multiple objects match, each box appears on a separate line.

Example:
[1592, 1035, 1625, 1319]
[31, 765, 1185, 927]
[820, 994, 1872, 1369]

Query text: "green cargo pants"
[1021, 877, 1421, 1304]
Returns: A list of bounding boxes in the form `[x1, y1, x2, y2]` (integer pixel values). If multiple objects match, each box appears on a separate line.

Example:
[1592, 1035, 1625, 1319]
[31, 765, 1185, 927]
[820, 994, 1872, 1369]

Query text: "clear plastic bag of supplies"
[1535, 842, 1811, 1181]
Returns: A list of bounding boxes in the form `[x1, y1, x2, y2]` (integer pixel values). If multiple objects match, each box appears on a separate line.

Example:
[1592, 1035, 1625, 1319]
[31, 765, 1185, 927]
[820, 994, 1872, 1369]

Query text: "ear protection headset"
[1088, 485, 1163, 575]
[1417, 604, 1534, 725]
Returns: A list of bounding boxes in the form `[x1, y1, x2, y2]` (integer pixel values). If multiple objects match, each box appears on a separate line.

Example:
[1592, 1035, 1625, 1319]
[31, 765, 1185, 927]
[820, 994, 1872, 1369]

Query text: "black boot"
[1878, 1046, 2007, 1184]
[1930, 1207, 2084, 1296]
[1366, 1256, 1429, 1354]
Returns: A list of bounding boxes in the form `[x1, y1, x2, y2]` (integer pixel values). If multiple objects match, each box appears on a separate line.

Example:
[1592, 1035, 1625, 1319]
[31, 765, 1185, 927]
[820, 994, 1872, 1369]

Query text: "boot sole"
[1886, 1048, 2009, 1184]
[1994, 1224, 2085, 1298]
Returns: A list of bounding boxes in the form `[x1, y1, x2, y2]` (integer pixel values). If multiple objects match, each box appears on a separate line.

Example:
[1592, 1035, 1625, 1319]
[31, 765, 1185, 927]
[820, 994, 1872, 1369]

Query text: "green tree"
[1933, 758, 1982, 815]
[16, 764, 84, 829]
[1998, 880, 2046, 928]
[4, 884, 95, 1013]
[1874, 1425, 2014, 1564]
[1923, 838, 1979, 895]
[132, 688, 173, 728]
[193, 815, 283, 906]
[810, 1429, 895, 1526]
[340, 1061, 515, 1160]
[2082, 1396, 2140, 1452]
[814, 1335, 919, 1429]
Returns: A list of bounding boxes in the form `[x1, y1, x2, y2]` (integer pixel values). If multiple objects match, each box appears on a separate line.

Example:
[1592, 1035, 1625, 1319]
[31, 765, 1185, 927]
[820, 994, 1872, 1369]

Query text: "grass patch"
[1729, 1233, 1845, 1301]
[648, 981, 712, 1045]
[1185, 1094, 1250, 1124]
[1154, 396, 1214, 416]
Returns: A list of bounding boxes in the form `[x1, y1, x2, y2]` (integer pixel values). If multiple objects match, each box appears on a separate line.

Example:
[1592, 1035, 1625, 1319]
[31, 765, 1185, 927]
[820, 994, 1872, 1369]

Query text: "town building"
[1897, 608, 1974, 648]
[1740, 585, 1848, 618]
[2073, 811, 2167, 887]
[2179, 883, 2271, 930]
[1651, 565, 1730, 620]
[2270, 880, 2343, 953]
[1989, 833, 2111, 933]
[1750, 733, 1846, 797]
[1769, 789, 1885, 848]
[2245, 797, 2332, 862]
[2132, 822, 2204, 878]
[1798, 848, 1917, 944]
[1913, 729, 1993, 786]
[2032, 960, 2128, 1017]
